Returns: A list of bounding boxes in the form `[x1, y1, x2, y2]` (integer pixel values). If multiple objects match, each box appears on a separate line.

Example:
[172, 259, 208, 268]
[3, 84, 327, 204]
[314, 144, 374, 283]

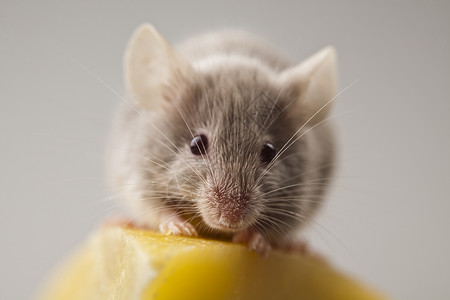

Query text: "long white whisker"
[172, 102, 214, 184]
[256, 82, 358, 185]
[45, 38, 206, 183]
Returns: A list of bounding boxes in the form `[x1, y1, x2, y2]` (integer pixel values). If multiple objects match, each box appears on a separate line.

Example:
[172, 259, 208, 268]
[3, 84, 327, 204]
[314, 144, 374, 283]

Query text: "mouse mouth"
[198, 204, 258, 233]
[197, 180, 263, 233]
[203, 216, 249, 233]
[211, 214, 248, 232]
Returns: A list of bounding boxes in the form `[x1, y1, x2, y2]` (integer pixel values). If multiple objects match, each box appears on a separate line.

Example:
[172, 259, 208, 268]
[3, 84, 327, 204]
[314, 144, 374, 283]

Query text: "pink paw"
[159, 217, 198, 237]
[233, 230, 271, 258]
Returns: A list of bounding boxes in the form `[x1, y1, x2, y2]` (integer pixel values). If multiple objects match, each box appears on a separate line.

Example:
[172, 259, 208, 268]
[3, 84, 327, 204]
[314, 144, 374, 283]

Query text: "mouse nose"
[198, 182, 261, 232]
[217, 207, 246, 228]
[212, 190, 251, 228]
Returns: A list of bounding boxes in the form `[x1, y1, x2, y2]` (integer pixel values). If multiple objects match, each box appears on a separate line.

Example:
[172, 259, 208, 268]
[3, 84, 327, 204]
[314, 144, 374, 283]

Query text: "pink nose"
[218, 209, 245, 228]
[213, 192, 250, 228]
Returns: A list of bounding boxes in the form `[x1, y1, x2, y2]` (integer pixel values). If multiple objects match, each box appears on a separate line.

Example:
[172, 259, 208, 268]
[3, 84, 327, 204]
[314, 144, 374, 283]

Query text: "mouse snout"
[198, 184, 260, 232]
[216, 193, 250, 228]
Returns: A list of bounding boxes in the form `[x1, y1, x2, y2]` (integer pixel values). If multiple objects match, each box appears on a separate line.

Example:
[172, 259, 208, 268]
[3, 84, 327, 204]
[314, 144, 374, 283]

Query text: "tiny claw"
[248, 232, 271, 258]
[159, 218, 198, 237]
[233, 230, 271, 258]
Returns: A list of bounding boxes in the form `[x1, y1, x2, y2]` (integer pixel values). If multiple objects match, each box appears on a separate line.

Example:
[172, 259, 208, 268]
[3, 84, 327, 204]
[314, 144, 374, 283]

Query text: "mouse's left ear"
[124, 24, 195, 110]
[279, 46, 338, 125]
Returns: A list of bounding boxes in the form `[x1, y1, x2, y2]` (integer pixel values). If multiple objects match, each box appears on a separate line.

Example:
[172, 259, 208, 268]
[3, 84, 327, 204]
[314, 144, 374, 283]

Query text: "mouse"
[106, 24, 337, 256]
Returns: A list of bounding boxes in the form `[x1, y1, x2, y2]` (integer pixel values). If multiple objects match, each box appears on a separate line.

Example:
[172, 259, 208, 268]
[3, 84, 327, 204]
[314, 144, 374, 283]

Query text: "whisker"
[46, 38, 206, 184]
[256, 80, 359, 186]
[172, 102, 213, 184]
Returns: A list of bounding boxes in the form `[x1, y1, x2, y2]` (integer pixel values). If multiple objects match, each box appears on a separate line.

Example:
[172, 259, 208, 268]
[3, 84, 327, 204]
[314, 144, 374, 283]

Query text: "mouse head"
[124, 24, 337, 238]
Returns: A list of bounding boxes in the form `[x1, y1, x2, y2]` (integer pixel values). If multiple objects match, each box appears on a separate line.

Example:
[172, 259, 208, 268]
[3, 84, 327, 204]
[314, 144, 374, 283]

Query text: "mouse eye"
[190, 134, 208, 155]
[261, 142, 276, 164]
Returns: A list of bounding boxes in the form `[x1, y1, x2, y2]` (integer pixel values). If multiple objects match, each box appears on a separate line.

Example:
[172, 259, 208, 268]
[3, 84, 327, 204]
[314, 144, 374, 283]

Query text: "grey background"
[1, 1, 449, 299]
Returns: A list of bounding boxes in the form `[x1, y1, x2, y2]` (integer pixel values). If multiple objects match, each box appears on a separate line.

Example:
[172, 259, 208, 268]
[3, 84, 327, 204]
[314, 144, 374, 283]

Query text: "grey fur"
[107, 30, 336, 245]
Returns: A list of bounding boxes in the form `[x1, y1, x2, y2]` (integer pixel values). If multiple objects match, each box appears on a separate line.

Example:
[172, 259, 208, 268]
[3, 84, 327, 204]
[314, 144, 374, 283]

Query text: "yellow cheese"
[37, 227, 387, 300]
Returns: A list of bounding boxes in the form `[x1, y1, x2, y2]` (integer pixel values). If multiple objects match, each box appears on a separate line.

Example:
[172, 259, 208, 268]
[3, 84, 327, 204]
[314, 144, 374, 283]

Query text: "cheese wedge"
[37, 227, 386, 300]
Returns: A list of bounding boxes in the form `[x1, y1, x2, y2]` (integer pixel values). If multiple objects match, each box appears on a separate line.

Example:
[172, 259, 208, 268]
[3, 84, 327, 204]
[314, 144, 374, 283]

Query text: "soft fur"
[107, 24, 337, 249]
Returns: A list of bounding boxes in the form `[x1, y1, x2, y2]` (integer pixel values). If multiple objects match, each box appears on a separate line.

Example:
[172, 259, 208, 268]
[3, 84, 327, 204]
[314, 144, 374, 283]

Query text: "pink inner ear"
[277, 46, 337, 127]
[125, 24, 195, 110]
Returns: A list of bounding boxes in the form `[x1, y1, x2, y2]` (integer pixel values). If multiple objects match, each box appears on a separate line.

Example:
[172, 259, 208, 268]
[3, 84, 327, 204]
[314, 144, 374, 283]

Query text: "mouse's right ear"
[124, 24, 194, 110]
[279, 46, 338, 126]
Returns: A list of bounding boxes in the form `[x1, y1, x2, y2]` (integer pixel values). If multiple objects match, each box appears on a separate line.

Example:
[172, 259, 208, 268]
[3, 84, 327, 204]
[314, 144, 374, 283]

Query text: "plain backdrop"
[1, 1, 449, 299]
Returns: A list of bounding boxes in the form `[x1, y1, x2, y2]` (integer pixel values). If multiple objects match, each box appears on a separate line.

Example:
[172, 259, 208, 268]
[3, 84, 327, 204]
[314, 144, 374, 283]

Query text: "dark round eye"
[190, 134, 208, 155]
[261, 142, 276, 164]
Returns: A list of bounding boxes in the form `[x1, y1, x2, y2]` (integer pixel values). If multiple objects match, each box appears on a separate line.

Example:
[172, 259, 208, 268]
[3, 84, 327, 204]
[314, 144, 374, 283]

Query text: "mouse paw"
[233, 231, 271, 258]
[159, 217, 198, 237]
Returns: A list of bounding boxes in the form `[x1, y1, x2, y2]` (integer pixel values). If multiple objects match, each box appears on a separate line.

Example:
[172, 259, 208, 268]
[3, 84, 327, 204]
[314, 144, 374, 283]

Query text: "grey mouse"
[107, 24, 338, 256]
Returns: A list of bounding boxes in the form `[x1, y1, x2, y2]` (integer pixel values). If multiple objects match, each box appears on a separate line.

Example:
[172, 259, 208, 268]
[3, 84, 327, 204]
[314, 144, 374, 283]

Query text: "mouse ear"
[280, 46, 338, 125]
[124, 24, 194, 110]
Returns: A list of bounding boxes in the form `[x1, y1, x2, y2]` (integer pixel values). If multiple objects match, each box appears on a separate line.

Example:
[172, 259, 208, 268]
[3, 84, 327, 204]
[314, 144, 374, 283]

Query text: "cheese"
[37, 227, 386, 300]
